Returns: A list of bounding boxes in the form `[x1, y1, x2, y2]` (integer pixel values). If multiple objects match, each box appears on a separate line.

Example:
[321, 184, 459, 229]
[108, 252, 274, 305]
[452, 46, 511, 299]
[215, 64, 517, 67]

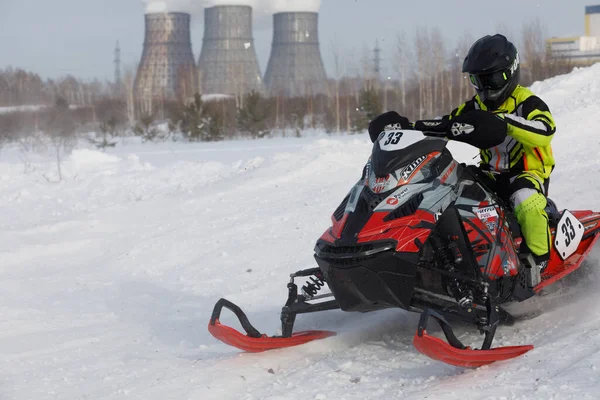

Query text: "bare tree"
[521, 19, 547, 85]
[394, 31, 412, 113]
[46, 97, 76, 182]
[330, 38, 348, 133]
[430, 28, 445, 115]
[457, 33, 475, 102]
[415, 27, 433, 119]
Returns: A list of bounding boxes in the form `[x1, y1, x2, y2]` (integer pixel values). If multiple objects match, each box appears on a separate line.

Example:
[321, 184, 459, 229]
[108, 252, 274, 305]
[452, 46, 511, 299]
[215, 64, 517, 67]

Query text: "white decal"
[386, 188, 410, 205]
[451, 122, 475, 137]
[379, 130, 408, 151]
[474, 206, 498, 220]
[555, 210, 585, 261]
[371, 174, 394, 193]
[400, 155, 428, 182]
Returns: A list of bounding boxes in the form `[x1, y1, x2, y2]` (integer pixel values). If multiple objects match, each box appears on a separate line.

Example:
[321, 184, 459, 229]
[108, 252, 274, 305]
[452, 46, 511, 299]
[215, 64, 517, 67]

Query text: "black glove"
[368, 111, 411, 143]
[447, 110, 507, 149]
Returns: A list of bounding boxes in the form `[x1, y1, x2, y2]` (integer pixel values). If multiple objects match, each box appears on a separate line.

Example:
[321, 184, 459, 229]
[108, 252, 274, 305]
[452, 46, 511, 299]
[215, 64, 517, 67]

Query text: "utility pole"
[114, 41, 122, 94]
[374, 40, 386, 109]
[373, 40, 382, 83]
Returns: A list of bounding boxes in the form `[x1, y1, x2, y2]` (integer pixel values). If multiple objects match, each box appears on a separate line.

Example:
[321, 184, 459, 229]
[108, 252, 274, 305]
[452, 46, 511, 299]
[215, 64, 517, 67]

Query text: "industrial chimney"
[197, 5, 264, 96]
[264, 12, 328, 97]
[134, 12, 197, 105]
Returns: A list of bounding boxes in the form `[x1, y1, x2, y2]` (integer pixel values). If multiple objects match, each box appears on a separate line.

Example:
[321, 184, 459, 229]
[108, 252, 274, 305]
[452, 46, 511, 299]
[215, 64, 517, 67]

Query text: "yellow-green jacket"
[446, 85, 556, 181]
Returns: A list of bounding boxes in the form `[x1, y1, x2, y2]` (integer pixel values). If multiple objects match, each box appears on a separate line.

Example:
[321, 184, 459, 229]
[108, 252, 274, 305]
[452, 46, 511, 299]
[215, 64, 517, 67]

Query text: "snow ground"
[2, 64, 600, 400]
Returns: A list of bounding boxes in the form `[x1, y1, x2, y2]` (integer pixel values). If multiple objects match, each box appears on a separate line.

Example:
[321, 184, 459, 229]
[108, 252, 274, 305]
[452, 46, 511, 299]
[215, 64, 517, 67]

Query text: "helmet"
[462, 34, 520, 109]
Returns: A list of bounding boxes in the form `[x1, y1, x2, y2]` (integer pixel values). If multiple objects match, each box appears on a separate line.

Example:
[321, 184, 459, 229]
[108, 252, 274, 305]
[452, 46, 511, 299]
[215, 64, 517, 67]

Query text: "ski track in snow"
[2, 65, 600, 399]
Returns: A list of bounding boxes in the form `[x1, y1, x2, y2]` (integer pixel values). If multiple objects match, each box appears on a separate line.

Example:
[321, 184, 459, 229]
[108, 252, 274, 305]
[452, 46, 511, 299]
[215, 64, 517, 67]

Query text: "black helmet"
[462, 34, 520, 109]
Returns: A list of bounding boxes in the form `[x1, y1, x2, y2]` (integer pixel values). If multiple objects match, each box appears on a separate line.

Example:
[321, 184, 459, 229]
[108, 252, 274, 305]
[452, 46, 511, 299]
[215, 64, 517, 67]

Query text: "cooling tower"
[135, 12, 197, 101]
[264, 12, 328, 97]
[197, 5, 264, 95]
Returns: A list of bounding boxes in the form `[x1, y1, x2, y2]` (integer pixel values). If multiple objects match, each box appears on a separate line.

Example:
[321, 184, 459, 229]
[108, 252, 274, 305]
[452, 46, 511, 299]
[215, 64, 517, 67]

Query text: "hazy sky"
[0, 0, 596, 81]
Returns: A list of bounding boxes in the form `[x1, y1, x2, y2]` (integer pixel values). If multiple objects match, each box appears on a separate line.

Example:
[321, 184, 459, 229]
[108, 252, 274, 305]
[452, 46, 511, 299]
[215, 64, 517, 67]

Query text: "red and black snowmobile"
[208, 129, 600, 368]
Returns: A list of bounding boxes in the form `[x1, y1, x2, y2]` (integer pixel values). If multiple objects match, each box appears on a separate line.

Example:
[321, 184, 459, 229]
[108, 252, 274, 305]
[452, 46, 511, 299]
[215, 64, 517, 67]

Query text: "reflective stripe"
[504, 113, 549, 135]
[510, 188, 538, 209]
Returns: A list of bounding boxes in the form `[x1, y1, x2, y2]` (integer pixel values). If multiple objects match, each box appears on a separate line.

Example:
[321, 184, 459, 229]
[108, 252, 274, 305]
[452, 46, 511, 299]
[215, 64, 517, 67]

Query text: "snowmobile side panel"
[413, 330, 534, 368]
[535, 232, 600, 292]
[208, 319, 335, 352]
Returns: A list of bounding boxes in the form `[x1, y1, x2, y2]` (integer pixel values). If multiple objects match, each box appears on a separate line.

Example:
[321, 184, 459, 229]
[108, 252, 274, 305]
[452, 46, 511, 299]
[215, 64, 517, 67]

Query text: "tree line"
[0, 20, 580, 146]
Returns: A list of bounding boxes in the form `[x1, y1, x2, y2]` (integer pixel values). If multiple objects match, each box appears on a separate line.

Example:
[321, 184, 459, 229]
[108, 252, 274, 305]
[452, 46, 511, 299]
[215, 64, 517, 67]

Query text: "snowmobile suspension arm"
[281, 268, 341, 337]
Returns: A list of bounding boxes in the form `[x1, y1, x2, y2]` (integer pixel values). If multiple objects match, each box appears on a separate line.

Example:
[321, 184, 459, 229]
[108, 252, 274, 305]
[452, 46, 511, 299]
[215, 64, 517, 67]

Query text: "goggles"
[469, 70, 509, 91]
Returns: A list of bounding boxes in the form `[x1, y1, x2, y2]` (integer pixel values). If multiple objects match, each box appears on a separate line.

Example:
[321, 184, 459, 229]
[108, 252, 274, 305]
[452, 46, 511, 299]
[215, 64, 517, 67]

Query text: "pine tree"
[175, 94, 225, 142]
[237, 91, 271, 139]
[351, 86, 382, 133]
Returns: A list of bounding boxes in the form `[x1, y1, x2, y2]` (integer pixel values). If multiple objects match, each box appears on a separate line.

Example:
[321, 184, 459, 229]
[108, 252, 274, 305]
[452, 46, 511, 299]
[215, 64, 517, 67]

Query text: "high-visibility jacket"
[446, 85, 556, 181]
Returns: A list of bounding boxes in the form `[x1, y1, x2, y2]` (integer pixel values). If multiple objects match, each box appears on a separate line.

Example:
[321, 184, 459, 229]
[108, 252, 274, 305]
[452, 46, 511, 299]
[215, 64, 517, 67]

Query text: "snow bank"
[1, 65, 600, 400]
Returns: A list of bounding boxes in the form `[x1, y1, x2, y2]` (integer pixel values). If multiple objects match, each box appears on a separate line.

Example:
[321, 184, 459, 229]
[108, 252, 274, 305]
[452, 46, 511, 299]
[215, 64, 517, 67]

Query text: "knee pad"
[511, 189, 547, 220]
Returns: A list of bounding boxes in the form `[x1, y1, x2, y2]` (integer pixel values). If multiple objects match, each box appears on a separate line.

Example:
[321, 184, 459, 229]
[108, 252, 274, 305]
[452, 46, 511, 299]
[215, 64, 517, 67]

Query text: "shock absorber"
[432, 235, 474, 310]
[301, 272, 325, 299]
[432, 235, 453, 270]
[449, 280, 474, 310]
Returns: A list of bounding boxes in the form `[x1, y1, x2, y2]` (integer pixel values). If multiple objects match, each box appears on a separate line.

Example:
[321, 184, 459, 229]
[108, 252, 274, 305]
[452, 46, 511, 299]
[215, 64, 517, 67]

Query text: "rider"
[368, 34, 556, 270]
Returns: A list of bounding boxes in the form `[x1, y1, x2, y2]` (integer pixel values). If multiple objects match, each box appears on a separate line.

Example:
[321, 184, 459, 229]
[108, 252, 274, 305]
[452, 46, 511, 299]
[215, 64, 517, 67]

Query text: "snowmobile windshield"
[368, 131, 448, 191]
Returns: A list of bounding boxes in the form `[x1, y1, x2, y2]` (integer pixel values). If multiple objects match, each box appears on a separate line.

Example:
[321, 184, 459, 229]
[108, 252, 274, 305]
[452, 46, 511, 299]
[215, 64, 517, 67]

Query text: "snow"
[0, 105, 47, 114]
[0, 104, 81, 114]
[2, 64, 600, 399]
[201, 93, 235, 102]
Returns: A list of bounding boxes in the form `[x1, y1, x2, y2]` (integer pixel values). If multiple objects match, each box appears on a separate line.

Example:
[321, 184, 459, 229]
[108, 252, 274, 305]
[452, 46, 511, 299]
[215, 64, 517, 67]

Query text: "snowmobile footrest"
[413, 308, 533, 368]
[208, 298, 336, 352]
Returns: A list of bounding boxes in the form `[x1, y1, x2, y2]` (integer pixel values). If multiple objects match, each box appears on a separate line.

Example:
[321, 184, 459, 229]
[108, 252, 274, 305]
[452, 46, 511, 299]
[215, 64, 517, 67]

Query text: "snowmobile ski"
[413, 308, 533, 368]
[208, 298, 336, 352]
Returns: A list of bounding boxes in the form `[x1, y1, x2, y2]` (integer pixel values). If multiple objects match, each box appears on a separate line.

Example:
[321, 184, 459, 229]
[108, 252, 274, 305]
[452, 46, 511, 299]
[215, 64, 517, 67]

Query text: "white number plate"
[379, 131, 405, 151]
[555, 210, 585, 261]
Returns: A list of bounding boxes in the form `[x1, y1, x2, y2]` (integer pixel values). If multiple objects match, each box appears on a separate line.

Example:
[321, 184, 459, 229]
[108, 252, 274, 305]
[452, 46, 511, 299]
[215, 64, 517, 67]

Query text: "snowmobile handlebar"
[421, 131, 449, 139]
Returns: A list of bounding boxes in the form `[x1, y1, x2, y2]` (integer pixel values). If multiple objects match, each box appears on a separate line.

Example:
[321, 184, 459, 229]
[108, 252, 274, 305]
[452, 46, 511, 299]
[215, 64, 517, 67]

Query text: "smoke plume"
[142, 1, 198, 13]
[142, 0, 321, 14]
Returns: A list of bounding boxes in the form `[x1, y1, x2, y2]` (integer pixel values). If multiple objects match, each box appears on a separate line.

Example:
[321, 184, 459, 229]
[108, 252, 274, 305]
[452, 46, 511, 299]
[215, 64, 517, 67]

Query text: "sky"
[0, 0, 597, 81]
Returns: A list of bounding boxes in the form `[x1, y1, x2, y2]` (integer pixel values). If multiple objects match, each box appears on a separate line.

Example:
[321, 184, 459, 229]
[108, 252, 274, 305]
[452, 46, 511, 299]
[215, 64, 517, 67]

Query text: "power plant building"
[134, 12, 198, 102]
[264, 12, 328, 97]
[547, 5, 600, 63]
[197, 5, 264, 96]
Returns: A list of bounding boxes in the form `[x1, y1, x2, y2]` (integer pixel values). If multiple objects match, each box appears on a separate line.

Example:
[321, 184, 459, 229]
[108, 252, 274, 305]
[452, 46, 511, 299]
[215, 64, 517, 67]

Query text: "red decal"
[440, 162, 457, 184]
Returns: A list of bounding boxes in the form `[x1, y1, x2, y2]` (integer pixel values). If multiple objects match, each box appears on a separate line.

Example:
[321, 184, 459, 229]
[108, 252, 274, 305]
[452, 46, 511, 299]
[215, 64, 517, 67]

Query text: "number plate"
[379, 130, 405, 151]
[555, 210, 585, 261]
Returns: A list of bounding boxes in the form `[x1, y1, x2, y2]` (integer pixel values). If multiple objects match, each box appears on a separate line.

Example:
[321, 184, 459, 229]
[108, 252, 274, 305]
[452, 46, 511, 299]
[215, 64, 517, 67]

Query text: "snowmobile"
[208, 128, 600, 368]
